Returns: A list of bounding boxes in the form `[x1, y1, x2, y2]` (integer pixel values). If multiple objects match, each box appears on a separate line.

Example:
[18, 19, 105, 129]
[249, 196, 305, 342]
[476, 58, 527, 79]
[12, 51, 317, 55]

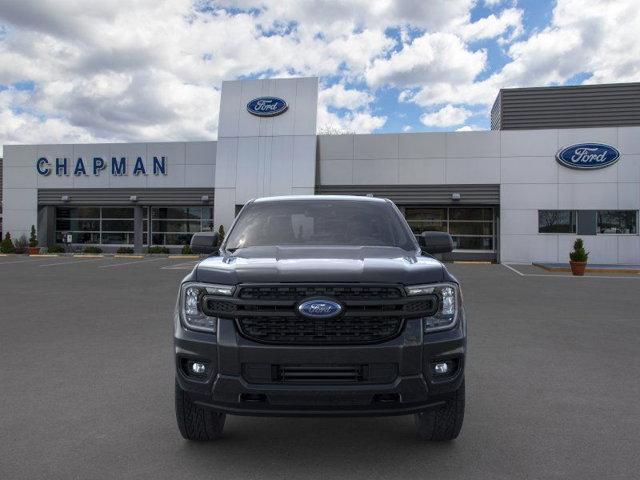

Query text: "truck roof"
[252, 195, 387, 204]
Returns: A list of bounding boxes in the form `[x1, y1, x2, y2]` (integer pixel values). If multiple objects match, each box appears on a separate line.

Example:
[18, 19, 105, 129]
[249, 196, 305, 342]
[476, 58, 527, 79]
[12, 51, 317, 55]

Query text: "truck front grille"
[237, 315, 402, 344]
[202, 283, 438, 345]
[237, 285, 404, 301]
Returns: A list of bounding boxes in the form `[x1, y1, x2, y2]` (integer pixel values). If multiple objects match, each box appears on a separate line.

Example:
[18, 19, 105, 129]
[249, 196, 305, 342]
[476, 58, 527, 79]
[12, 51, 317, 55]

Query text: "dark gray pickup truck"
[174, 195, 466, 441]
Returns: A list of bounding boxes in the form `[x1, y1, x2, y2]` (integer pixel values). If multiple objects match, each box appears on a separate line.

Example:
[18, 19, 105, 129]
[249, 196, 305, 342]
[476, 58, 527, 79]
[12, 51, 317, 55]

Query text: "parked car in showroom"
[174, 195, 466, 441]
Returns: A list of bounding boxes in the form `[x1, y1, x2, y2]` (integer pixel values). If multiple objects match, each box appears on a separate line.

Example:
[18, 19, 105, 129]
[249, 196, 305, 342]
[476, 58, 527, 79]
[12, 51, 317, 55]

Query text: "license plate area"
[242, 363, 398, 385]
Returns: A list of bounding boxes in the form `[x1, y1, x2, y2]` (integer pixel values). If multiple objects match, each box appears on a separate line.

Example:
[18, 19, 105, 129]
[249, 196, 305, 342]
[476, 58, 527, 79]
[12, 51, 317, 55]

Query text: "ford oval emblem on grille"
[298, 299, 342, 319]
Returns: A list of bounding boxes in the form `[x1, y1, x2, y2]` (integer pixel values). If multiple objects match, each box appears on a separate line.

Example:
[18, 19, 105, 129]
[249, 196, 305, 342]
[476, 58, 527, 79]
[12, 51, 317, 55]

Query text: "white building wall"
[318, 127, 640, 264]
[214, 77, 318, 230]
[499, 127, 640, 264]
[2, 141, 216, 241]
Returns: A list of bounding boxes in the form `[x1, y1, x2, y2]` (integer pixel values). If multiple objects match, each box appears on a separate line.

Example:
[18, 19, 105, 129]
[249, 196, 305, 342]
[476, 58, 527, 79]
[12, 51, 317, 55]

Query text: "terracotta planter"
[28, 246, 40, 255]
[569, 260, 587, 276]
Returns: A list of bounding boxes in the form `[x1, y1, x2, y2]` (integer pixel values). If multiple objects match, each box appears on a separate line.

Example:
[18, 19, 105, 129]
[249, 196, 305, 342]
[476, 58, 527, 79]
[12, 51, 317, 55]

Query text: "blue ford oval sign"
[556, 143, 620, 170]
[247, 97, 288, 117]
[298, 299, 342, 319]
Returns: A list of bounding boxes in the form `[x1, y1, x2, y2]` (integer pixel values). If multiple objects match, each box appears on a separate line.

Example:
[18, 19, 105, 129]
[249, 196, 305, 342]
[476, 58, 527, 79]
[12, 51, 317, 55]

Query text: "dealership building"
[1, 78, 639, 263]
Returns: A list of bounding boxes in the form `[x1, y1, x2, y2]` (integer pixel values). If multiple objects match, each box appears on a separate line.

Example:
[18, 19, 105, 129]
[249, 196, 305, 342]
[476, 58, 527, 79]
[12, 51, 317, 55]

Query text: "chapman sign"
[36, 156, 168, 177]
[556, 143, 620, 170]
[246, 97, 288, 117]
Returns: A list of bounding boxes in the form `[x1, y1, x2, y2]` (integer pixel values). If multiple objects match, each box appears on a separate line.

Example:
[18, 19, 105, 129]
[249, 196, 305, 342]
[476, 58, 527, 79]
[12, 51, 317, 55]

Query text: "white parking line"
[161, 262, 198, 270]
[0, 257, 55, 266]
[39, 258, 103, 267]
[98, 257, 165, 269]
[502, 263, 524, 276]
[502, 263, 640, 280]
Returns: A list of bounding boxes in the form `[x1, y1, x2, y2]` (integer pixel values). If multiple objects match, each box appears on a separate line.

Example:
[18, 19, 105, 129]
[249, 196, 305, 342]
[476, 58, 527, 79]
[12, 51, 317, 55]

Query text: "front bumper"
[174, 312, 466, 417]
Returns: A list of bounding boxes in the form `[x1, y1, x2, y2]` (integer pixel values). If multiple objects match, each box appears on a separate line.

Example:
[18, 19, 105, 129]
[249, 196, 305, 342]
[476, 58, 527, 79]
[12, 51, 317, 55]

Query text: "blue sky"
[0, 0, 637, 150]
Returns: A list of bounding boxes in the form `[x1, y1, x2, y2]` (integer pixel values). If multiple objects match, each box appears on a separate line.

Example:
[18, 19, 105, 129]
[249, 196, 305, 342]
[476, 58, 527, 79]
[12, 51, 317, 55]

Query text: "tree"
[29, 225, 38, 248]
[1, 233, 15, 253]
[217, 224, 226, 246]
[317, 123, 356, 135]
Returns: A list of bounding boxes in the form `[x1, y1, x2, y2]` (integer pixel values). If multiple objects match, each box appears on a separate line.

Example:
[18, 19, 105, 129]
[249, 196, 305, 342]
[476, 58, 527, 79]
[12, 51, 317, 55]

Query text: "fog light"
[434, 362, 450, 375]
[190, 361, 206, 375]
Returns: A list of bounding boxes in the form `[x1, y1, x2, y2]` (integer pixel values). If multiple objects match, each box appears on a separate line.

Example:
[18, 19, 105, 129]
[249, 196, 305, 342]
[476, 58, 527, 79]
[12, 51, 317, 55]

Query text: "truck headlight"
[180, 282, 234, 333]
[406, 283, 460, 333]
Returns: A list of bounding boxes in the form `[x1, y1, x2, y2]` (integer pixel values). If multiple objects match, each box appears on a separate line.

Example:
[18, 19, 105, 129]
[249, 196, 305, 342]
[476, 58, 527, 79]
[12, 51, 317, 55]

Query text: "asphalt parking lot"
[1, 256, 639, 479]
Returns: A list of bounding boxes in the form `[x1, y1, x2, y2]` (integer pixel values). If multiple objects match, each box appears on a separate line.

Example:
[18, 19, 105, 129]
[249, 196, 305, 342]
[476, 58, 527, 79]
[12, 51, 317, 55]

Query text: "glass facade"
[404, 207, 495, 251]
[538, 210, 577, 233]
[538, 210, 638, 235]
[150, 206, 214, 246]
[55, 206, 213, 246]
[597, 210, 637, 234]
[56, 207, 142, 245]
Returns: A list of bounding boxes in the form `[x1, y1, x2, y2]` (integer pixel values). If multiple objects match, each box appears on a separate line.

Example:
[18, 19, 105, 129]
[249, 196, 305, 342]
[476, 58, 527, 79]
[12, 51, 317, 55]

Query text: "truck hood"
[194, 246, 445, 285]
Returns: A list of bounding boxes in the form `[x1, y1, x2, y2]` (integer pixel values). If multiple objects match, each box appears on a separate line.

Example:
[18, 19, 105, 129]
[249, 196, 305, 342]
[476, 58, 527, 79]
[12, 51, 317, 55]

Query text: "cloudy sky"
[0, 0, 638, 153]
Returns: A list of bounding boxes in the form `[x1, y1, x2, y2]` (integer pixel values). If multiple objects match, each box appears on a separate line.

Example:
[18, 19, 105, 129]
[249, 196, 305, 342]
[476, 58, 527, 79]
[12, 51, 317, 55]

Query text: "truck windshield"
[225, 199, 415, 251]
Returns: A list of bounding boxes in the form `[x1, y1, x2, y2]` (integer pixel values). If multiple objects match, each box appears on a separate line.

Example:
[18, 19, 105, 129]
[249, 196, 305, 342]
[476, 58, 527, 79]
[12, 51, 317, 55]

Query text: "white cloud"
[484, 0, 506, 7]
[366, 32, 486, 88]
[317, 106, 386, 134]
[402, 125, 413, 132]
[319, 84, 373, 110]
[0, 0, 638, 148]
[420, 105, 472, 127]
[459, 7, 523, 42]
[403, 0, 640, 110]
[456, 125, 484, 131]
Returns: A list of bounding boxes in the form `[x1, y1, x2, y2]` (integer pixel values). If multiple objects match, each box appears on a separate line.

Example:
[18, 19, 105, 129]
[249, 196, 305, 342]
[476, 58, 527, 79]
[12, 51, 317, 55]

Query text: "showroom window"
[150, 206, 214, 246]
[597, 210, 638, 234]
[538, 210, 577, 233]
[56, 207, 145, 244]
[404, 207, 494, 251]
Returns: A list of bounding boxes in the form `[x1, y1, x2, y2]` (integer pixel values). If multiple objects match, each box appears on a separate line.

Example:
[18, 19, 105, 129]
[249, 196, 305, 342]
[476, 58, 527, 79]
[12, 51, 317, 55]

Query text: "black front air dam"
[175, 313, 465, 417]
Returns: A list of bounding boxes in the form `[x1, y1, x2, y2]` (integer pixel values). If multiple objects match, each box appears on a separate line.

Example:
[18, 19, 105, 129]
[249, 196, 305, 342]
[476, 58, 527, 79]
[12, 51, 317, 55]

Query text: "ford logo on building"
[247, 96, 288, 117]
[556, 143, 620, 170]
[297, 299, 342, 319]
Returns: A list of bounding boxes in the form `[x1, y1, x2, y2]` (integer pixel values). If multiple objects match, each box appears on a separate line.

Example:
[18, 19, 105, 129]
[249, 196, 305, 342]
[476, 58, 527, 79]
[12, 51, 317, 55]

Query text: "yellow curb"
[168, 255, 200, 259]
[114, 254, 144, 259]
[534, 264, 640, 275]
[73, 254, 104, 258]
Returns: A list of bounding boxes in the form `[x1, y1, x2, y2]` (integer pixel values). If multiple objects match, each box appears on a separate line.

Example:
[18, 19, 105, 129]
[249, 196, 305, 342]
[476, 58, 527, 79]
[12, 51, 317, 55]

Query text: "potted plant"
[569, 238, 589, 276]
[28, 225, 40, 254]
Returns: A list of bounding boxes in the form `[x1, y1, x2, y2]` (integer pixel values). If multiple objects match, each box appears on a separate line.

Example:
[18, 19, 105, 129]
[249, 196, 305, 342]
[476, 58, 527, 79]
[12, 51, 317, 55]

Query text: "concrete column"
[133, 206, 144, 253]
[37, 206, 56, 247]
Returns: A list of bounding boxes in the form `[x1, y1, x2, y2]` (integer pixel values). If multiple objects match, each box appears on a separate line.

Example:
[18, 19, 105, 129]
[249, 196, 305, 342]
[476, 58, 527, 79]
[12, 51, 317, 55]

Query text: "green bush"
[47, 244, 65, 254]
[29, 225, 38, 248]
[148, 246, 170, 254]
[181, 244, 193, 255]
[569, 238, 589, 262]
[1, 233, 15, 253]
[14, 235, 29, 254]
[116, 247, 135, 254]
[217, 224, 226, 245]
[83, 246, 103, 254]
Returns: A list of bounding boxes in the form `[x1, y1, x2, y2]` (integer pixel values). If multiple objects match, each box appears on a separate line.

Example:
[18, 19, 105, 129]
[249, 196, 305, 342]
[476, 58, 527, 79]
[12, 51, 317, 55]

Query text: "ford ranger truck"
[174, 195, 466, 441]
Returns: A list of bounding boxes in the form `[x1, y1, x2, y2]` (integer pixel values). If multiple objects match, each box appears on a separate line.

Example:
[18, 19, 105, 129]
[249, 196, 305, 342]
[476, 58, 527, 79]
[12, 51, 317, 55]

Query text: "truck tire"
[175, 379, 226, 441]
[414, 379, 465, 441]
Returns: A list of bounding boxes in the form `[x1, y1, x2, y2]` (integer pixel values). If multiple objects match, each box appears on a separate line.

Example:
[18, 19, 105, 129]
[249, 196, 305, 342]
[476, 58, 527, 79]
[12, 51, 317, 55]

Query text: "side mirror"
[190, 232, 220, 255]
[420, 231, 453, 254]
